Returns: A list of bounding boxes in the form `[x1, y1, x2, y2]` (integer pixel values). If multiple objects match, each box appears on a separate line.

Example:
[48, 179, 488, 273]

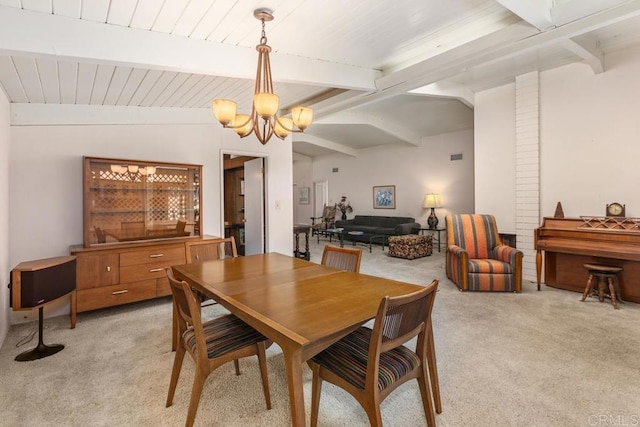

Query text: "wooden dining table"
[171, 252, 424, 427]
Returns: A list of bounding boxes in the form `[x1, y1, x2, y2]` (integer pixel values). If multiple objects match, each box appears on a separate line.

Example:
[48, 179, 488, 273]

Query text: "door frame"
[220, 149, 269, 253]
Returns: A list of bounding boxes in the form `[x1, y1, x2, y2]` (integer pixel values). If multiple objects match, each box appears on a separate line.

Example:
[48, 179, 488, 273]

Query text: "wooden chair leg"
[427, 323, 442, 414]
[166, 344, 186, 407]
[310, 363, 323, 427]
[185, 369, 207, 427]
[581, 273, 595, 301]
[598, 277, 606, 302]
[172, 300, 178, 351]
[256, 342, 272, 410]
[614, 278, 625, 304]
[418, 363, 437, 427]
[233, 359, 240, 375]
[607, 277, 619, 309]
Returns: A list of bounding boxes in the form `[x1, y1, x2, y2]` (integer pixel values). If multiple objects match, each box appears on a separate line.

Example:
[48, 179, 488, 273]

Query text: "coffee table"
[346, 231, 387, 253]
[318, 227, 344, 245]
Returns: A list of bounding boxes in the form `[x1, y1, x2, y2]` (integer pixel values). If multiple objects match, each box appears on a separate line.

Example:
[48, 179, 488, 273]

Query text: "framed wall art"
[373, 185, 396, 209]
[298, 187, 310, 205]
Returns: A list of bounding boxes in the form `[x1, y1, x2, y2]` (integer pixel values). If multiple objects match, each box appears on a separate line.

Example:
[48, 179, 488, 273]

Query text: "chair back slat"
[446, 214, 501, 259]
[375, 282, 437, 354]
[321, 245, 362, 273]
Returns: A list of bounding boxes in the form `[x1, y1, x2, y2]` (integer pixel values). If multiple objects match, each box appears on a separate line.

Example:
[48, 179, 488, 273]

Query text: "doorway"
[222, 154, 266, 255]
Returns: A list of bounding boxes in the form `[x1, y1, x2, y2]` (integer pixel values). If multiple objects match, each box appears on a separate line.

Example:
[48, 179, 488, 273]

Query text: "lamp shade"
[212, 99, 237, 125]
[232, 114, 253, 137]
[423, 193, 441, 208]
[274, 117, 292, 139]
[291, 106, 313, 130]
[254, 93, 279, 119]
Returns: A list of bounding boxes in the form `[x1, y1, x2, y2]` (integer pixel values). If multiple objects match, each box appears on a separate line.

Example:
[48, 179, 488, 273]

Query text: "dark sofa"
[335, 215, 421, 242]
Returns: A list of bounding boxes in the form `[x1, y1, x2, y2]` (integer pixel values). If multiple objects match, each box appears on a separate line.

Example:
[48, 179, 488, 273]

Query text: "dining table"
[171, 252, 424, 427]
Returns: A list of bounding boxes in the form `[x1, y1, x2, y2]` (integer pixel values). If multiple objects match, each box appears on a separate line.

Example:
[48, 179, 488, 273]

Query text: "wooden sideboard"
[70, 236, 219, 312]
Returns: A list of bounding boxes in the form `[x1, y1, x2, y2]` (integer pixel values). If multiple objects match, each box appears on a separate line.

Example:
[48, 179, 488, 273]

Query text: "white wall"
[474, 83, 517, 232]
[310, 129, 475, 226]
[540, 49, 640, 217]
[292, 153, 314, 224]
[9, 123, 293, 324]
[0, 89, 10, 344]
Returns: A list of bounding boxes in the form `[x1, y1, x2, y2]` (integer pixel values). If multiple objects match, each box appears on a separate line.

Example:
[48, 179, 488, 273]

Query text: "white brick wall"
[515, 71, 540, 282]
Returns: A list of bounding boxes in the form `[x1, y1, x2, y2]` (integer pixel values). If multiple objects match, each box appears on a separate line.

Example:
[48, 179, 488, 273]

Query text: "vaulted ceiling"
[1, 0, 640, 157]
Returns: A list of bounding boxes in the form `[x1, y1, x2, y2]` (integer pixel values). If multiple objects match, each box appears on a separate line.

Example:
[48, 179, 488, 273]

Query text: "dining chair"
[321, 244, 363, 273]
[171, 237, 239, 351]
[310, 279, 440, 427]
[185, 236, 238, 263]
[165, 268, 272, 427]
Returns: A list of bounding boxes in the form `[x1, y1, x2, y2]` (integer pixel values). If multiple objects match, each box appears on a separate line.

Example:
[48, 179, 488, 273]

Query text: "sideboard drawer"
[120, 246, 185, 267]
[120, 256, 184, 283]
[77, 280, 157, 312]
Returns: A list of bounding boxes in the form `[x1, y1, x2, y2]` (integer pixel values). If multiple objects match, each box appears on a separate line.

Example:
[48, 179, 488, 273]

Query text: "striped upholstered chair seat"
[312, 327, 420, 391]
[446, 214, 523, 292]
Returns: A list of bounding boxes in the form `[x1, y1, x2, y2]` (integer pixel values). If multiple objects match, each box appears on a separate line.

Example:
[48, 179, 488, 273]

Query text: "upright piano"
[534, 217, 640, 303]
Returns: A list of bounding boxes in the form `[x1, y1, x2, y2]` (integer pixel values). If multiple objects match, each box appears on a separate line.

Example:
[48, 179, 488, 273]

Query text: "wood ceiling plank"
[75, 62, 97, 104]
[81, 0, 110, 23]
[103, 66, 132, 105]
[90, 64, 115, 105]
[106, 0, 138, 27]
[189, 0, 237, 40]
[130, 0, 164, 30]
[162, 73, 206, 107]
[53, 0, 81, 18]
[128, 69, 163, 106]
[12, 56, 44, 103]
[151, 0, 189, 34]
[35, 58, 60, 103]
[139, 70, 178, 107]
[21, 0, 52, 13]
[0, 56, 28, 102]
[57, 60, 77, 103]
[149, 72, 190, 107]
[116, 68, 147, 105]
[171, 0, 217, 37]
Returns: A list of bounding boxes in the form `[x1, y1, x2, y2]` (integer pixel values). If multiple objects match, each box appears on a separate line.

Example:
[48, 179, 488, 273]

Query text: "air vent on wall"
[450, 153, 463, 161]
[332, 168, 339, 173]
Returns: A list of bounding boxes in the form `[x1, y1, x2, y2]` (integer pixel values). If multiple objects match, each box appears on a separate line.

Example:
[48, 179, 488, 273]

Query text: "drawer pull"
[112, 290, 129, 295]
[149, 254, 164, 258]
[149, 268, 163, 273]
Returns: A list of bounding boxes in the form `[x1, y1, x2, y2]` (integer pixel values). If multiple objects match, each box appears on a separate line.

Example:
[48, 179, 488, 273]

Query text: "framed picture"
[298, 187, 310, 205]
[373, 185, 396, 209]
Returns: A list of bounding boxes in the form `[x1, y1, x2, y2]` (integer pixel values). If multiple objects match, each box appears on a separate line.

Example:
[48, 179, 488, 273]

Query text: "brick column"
[515, 71, 540, 282]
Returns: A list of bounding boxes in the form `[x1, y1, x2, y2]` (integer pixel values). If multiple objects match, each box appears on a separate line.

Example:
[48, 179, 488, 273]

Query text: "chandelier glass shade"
[212, 9, 313, 145]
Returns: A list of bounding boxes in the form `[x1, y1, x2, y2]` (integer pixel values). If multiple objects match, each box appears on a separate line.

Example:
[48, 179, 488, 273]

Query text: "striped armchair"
[446, 214, 523, 292]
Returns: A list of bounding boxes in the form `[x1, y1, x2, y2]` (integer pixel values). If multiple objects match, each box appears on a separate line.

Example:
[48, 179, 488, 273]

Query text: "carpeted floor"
[1, 239, 639, 426]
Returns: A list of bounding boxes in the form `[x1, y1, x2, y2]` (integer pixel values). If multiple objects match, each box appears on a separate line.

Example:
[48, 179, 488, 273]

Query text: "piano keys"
[534, 217, 640, 303]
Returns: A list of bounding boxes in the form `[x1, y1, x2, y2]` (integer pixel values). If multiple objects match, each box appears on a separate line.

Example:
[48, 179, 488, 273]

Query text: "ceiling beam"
[316, 112, 422, 146]
[409, 82, 475, 108]
[292, 134, 358, 157]
[561, 35, 604, 74]
[314, 0, 640, 119]
[0, 6, 380, 91]
[496, 0, 555, 30]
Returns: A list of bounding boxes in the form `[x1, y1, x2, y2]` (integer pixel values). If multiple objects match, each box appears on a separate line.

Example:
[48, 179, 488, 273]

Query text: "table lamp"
[423, 193, 441, 230]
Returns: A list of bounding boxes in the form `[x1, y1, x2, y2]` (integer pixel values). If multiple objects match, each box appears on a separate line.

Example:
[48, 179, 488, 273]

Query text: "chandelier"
[212, 9, 313, 145]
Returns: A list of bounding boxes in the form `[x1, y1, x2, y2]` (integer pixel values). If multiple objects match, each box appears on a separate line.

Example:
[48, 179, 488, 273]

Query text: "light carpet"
[1, 239, 639, 426]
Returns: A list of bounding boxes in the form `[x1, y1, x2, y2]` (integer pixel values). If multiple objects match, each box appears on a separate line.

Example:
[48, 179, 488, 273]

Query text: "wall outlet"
[275, 200, 281, 210]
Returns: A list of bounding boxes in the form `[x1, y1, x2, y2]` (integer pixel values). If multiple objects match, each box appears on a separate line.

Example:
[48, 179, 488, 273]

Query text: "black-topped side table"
[420, 228, 446, 252]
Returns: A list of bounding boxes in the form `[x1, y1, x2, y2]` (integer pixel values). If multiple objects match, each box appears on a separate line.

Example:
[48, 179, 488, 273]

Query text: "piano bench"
[581, 264, 624, 309]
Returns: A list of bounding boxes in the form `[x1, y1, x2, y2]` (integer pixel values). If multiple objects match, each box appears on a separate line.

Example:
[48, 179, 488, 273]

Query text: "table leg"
[304, 230, 310, 261]
[282, 347, 306, 427]
[294, 231, 301, 258]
